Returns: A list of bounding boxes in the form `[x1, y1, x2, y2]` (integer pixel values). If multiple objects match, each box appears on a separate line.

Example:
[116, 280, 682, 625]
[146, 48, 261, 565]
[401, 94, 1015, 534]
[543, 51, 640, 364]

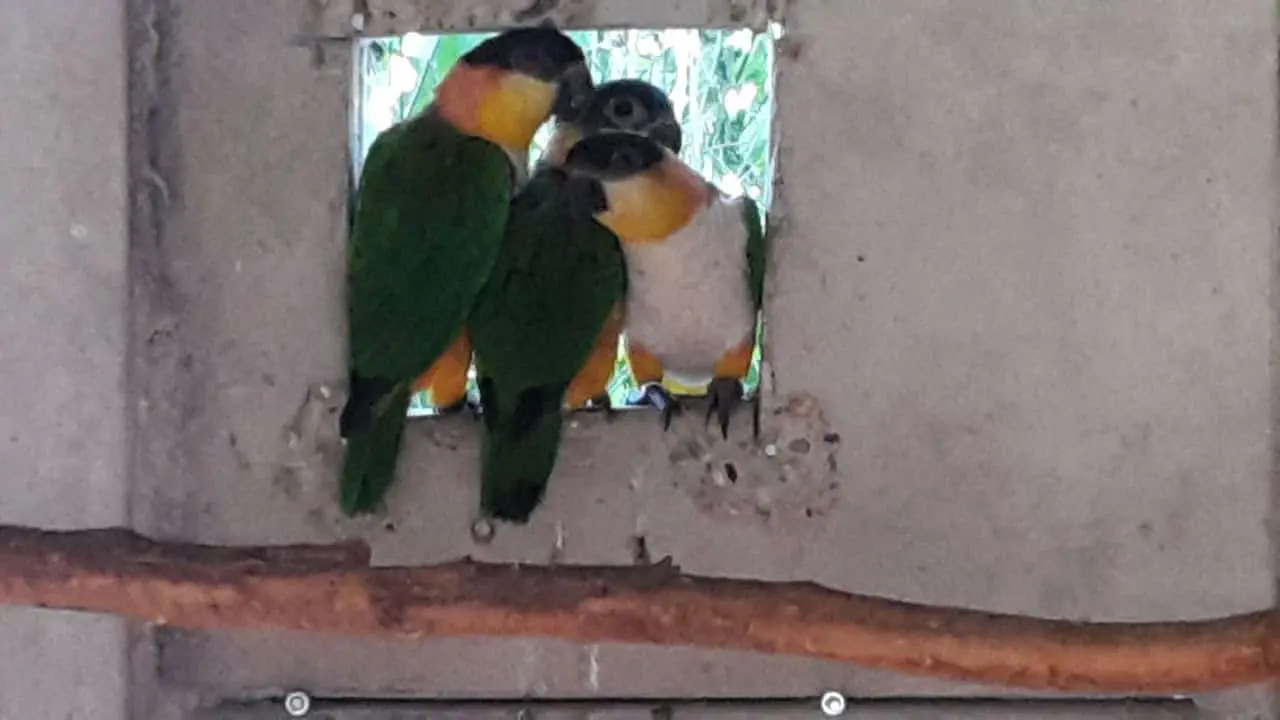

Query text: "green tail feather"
[338, 380, 413, 516]
[478, 379, 564, 523]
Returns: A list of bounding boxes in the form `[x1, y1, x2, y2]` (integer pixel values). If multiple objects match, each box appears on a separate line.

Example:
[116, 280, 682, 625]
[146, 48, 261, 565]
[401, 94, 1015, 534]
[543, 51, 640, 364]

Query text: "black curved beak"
[565, 175, 607, 219]
[649, 119, 683, 154]
[553, 63, 594, 122]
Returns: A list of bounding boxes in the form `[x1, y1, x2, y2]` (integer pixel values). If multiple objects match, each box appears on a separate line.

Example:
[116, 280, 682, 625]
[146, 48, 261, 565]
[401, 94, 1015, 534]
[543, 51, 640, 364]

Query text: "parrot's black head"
[462, 27, 587, 82]
[578, 79, 683, 154]
[563, 131, 666, 181]
[561, 131, 668, 219]
[461, 27, 593, 120]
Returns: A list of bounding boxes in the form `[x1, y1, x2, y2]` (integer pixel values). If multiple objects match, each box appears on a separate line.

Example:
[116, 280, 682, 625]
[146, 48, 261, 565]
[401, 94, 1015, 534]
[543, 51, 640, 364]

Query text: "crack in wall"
[125, 0, 196, 541]
[124, 0, 207, 718]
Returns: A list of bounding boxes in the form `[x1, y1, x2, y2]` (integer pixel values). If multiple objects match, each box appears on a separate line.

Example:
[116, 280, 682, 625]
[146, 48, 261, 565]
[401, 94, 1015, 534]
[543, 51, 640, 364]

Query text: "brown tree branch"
[0, 525, 1274, 693]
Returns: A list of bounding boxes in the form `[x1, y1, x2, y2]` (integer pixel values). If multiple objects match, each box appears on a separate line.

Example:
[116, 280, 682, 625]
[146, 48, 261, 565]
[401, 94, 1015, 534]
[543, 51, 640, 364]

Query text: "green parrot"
[468, 80, 683, 523]
[338, 27, 593, 516]
[560, 131, 768, 440]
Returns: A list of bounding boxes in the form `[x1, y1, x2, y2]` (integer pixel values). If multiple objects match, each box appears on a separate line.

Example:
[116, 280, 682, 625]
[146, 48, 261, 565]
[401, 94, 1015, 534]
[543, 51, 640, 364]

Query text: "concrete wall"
[0, 2, 135, 719]
[1, 0, 1276, 716]
[146, 0, 1279, 713]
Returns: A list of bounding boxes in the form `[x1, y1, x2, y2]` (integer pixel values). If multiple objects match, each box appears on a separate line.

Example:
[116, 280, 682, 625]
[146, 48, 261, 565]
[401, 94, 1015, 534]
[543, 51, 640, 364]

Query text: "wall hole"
[352, 26, 781, 417]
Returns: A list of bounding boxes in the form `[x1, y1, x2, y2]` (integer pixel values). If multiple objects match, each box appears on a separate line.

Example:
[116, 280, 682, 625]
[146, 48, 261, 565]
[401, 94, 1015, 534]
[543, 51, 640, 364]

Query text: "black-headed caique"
[468, 80, 683, 523]
[561, 131, 767, 440]
[338, 27, 593, 516]
[537, 79, 682, 172]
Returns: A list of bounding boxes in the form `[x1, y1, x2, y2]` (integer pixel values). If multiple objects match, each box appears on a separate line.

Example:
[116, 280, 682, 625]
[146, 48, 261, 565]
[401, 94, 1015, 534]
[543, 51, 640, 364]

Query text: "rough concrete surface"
[774, 0, 1276, 619]
[3, 0, 1277, 716]
[131, 0, 1280, 713]
[0, 2, 134, 719]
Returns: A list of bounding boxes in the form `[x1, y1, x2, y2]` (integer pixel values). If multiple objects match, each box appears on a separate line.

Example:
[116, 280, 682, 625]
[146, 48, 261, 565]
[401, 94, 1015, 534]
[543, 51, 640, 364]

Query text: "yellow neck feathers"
[598, 160, 710, 244]
[435, 62, 557, 154]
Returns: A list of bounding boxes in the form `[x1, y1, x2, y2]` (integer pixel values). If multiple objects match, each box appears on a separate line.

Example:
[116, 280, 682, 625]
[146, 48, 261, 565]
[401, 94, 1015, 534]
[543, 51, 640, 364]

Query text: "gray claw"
[641, 384, 681, 431]
[592, 394, 620, 423]
[437, 398, 469, 416]
[705, 378, 744, 440]
[445, 397, 482, 422]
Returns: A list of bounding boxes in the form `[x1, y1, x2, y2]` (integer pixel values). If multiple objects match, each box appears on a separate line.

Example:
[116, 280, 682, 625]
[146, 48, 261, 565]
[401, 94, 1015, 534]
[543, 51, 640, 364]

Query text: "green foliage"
[357, 28, 777, 415]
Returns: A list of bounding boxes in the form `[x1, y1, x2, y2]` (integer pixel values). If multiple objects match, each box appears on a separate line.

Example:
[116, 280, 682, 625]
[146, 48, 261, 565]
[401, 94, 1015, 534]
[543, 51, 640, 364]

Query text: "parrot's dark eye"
[604, 97, 649, 132]
[606, 97, 636, 121]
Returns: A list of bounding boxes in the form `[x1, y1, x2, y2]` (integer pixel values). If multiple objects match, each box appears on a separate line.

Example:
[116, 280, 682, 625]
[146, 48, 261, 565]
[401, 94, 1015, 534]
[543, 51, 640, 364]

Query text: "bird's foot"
[438, 396, 482, 422]
[587, 393, 620, 423]
[640, 383, 681, 431]
[705, 378, 747, 440]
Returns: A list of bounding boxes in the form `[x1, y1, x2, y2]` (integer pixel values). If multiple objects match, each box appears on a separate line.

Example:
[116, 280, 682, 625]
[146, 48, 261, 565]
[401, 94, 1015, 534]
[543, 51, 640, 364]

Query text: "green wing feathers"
[469, 169, 627, 522]
[475, 378, 564, 522]
[742, 196, 768, 310]
[338, 377, 413, 515]
[339, 112, 514, 515]
[347, 113, 512, 378]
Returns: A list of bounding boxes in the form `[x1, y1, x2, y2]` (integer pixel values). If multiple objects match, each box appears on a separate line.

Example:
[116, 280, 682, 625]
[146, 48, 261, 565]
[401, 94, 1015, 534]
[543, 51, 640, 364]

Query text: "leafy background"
[355, 28, 778, 415]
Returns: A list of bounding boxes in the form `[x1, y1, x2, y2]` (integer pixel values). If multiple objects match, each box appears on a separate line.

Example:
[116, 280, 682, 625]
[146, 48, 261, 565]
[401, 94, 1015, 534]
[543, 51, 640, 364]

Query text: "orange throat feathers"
[598, 159, 709, 244]
[435, 62, 558, 154]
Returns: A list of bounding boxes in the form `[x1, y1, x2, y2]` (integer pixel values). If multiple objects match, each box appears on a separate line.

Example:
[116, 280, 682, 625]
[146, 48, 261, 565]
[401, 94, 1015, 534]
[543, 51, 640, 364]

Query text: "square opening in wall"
[352, 26, 780, 418]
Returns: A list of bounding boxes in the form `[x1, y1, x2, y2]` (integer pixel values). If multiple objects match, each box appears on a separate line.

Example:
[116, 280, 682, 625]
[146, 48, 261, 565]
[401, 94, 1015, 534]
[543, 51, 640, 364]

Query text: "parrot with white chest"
[561, 131, 767, 439]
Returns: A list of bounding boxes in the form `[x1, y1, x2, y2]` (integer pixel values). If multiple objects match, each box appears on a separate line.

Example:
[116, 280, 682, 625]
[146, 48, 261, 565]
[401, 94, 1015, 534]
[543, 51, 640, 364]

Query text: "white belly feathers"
[620, 193, 756, 386]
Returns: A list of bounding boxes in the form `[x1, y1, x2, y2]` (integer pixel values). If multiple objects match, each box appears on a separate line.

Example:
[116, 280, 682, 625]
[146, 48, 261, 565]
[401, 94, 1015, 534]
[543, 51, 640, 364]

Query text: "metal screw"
[819, 690, 847, 717]
[470, 517, 496, 544]
[284, 690, 311, 717]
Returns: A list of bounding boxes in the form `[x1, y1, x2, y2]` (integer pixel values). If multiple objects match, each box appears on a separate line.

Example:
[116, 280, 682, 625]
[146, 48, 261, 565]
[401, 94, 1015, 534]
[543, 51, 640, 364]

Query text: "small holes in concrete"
[629, 534, 651, 564]
[667, 392, 842, 526]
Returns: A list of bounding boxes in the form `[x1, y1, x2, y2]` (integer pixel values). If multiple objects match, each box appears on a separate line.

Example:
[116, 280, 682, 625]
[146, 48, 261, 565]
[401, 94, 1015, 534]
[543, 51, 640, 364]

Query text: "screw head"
[284, 690, 311, 717]
[470, 517, 496, 544]
[819, 690, 846, 717]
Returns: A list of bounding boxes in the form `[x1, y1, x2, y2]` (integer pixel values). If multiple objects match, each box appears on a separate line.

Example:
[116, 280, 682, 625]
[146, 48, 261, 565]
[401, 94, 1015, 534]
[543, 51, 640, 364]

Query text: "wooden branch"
[0, 525, 1275, 693]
